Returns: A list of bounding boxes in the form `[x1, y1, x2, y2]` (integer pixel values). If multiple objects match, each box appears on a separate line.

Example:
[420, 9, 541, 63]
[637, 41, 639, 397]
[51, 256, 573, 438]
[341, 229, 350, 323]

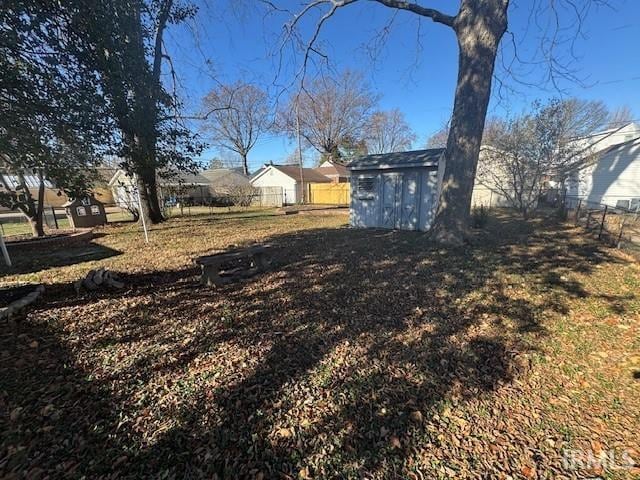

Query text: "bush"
[471, 205, 490, 229]
[554, 205, 568, 221]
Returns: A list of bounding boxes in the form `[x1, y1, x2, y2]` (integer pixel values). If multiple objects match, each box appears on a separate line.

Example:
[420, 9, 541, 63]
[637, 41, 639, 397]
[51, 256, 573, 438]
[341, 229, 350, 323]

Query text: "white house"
[471, 122, 640, 210]
[250, 164, 332, 204]
[567, 135, 640, 210]
[471, 146, 518, 208]
[108, 167, 251, 207]
[315, 159, 350, 183]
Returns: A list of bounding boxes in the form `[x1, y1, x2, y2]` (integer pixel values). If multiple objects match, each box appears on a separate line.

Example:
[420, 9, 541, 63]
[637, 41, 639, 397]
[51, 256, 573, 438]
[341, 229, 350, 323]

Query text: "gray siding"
[350, 166, 439, 232]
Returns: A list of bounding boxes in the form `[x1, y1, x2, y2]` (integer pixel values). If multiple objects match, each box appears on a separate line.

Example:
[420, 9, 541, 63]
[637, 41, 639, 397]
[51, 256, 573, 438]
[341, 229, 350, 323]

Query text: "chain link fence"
[565, 196, 640, 257]
[0, 204, 136, 238]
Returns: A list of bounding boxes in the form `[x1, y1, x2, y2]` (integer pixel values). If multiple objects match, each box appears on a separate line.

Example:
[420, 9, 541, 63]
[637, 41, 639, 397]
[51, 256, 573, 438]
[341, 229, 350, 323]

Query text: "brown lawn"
[1, 208, 639, 479]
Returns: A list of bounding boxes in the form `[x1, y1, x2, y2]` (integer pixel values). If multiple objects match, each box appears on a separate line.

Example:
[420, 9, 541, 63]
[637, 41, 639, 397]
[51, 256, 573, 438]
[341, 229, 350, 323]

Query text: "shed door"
[380, 174, 399, 229]
[400, 172, 420, 230]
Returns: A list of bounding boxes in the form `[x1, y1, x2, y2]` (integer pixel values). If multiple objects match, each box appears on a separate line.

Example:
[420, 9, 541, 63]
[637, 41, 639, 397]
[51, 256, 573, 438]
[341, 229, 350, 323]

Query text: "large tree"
[365, 109, 416, 154]
[202, 82, 271, 176]
[0, 1, 108, 236]
[281, 0, 604, 244]
[277, 71, 377, 162]
[69, 0, 203, 224]
[283, 1, 509, 243]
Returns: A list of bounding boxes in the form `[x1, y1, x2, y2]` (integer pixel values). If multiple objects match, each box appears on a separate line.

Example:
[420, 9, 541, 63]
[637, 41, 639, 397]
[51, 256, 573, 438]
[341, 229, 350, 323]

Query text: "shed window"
[357, 177, 375, 198]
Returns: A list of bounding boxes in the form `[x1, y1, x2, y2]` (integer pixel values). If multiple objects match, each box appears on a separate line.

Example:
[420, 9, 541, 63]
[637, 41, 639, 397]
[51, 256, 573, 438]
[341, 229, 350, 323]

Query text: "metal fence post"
[575, 199, 582, 225]
[617, 214, 627, 248]
[586, 210, 592, 229]
[51, 206, 59, 229]
[598, 205, 608, 240]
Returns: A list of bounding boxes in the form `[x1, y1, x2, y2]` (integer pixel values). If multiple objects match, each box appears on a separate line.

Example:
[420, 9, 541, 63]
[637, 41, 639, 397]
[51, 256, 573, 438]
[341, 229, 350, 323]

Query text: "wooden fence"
[308, 183, 350, 205]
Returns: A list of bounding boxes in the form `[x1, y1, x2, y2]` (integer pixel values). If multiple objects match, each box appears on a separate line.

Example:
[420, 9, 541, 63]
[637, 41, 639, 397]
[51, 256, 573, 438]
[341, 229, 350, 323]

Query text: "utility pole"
[295, 93, 305, 204]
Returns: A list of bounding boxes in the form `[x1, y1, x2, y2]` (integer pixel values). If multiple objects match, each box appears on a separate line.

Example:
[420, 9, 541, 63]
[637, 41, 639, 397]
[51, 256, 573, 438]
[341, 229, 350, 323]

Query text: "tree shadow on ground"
[0, 238, 121, 277]
[0, 212, 632, 478]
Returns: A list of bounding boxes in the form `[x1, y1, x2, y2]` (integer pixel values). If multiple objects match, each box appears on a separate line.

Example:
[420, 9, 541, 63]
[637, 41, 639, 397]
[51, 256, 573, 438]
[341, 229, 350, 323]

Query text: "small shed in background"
[348, 149, 445, 231]
[63, 196, 107, 228]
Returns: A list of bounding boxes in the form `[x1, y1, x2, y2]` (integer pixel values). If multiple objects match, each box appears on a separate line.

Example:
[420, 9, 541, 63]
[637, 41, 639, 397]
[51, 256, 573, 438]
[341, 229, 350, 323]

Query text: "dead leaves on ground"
[1, 211, 639, 478]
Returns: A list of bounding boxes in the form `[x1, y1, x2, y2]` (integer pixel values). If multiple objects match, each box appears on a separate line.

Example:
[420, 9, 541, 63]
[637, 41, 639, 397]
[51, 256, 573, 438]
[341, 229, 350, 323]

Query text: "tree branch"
[368, 0, 455, 27]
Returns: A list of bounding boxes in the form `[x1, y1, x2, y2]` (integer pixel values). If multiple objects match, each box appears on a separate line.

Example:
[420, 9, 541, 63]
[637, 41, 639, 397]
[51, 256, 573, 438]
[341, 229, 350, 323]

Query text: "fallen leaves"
[409, 410, 423, 424]
[1, 210, 639, 479]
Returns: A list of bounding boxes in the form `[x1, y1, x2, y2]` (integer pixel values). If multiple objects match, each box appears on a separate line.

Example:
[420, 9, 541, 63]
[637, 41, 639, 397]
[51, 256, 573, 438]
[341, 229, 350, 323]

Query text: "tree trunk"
[13, 171, 45, 238]
[136, 169, 164, 224]
[431, 0, 508, 245]
[241, 153, 249, 176]
[33, 170, 46, 236]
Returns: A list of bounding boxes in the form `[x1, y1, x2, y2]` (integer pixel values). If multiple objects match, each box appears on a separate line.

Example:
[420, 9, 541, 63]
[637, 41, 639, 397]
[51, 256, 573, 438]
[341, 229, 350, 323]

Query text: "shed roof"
[348, 148, 444, 171]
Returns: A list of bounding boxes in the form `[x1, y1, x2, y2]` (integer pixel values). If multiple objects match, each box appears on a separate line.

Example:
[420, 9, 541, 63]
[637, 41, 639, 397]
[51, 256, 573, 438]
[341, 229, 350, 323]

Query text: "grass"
[0, 210, 137, 238]
[1, 209, 639, 479]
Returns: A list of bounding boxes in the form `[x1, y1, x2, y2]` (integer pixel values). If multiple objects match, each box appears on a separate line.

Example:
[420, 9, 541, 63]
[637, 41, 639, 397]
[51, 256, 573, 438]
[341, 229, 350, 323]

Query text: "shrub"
[471, 205, 490, 229]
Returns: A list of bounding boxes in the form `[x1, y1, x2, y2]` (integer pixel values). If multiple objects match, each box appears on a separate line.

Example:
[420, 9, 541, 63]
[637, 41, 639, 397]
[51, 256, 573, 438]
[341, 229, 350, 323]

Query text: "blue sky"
[164, 0, 640, 172]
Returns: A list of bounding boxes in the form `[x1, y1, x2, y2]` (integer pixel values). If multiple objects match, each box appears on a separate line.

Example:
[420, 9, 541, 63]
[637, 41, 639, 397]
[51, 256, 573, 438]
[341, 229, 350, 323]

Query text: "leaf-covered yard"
[1, 209, 639, 479]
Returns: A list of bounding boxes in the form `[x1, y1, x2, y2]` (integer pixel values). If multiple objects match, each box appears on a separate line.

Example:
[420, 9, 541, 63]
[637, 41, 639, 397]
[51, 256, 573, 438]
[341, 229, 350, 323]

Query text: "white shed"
[348, 149, 445, 231]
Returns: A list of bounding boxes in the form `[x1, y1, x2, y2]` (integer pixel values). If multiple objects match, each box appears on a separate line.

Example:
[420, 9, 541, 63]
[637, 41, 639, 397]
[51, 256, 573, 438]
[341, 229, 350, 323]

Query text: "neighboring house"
[0, 173, 64, 209]
[315, 159, 350, 183]
[108, 167, 251, 207]
[93, 167, 118, 204]
[567, 136, 640, 210]
[571, 122, 640, 153]
[471, 122, 640, 210]
[0, 167, 117, 211]
[109, 169, 208, 207]
[250, 164, 332, 204]
[348, 149, 445, 231]
[471, 146, 517, 208]
[199, 168, 251, 195]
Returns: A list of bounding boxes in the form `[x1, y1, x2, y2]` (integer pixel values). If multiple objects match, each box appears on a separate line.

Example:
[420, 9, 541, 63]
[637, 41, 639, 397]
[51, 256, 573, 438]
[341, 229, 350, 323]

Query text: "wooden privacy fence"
[308, 183, 350, 205]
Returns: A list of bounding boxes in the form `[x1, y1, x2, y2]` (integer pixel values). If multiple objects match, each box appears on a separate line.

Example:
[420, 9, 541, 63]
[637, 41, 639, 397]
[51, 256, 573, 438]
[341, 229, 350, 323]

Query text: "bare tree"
[366, 109, 416, 154]
[202, 82, 271, 176]
[227, 184, 259, 208]
[428, 117, 509, 149]
[277, 0, 607, 244]
[608, 105, 634, 129]
[478, 98, 610, 217]
[559, 98, 610, 139]
[277, 71, 377, 161]
[426, 122, 449, 149]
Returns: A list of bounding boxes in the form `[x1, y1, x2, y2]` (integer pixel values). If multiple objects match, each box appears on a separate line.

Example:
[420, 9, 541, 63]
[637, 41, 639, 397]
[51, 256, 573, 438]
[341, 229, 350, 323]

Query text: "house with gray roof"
[108, 167, 251, 207]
